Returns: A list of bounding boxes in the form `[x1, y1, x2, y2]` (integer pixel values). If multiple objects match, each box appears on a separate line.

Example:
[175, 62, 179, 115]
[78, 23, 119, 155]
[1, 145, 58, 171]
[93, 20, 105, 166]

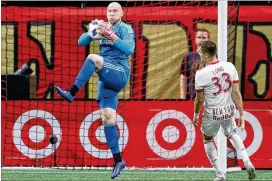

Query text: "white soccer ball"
[87, 23, 102, 40]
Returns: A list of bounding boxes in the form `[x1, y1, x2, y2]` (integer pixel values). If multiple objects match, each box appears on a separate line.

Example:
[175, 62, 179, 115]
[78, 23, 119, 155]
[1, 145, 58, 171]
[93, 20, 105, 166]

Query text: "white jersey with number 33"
[195, 61, 239, 121]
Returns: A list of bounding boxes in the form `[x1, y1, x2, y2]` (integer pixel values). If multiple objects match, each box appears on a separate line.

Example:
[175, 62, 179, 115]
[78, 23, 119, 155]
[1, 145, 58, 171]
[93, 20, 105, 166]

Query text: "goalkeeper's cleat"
[111, 160, 126, 179]
[245, 161, 256, 180]
[55, 86, 74, 103]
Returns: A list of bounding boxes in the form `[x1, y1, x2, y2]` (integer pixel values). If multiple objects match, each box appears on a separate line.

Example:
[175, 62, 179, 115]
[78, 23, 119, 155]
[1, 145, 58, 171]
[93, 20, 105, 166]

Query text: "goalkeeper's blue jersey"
[99, 21, 135, 72]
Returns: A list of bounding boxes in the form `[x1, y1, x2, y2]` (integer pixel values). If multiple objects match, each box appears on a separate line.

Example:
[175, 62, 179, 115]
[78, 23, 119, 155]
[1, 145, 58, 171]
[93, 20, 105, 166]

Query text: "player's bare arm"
[231, 82, 245, 129]
[193, 90, 204, 127]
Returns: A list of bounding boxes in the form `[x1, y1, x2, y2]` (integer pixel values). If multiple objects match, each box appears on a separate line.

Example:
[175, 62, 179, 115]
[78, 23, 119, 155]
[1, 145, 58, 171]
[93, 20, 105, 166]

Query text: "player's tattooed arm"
[193, 90, 204, 126]
[232, 83, 245, 129]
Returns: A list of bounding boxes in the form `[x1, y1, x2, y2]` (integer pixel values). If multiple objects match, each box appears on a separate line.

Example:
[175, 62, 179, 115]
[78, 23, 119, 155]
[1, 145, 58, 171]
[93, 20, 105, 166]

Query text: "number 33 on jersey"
[195, 61, 239, 121]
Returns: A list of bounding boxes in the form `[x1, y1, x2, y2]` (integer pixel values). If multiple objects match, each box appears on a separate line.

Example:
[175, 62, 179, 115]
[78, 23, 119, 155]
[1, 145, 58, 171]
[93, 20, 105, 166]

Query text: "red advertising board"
[1, 101, 272, 168]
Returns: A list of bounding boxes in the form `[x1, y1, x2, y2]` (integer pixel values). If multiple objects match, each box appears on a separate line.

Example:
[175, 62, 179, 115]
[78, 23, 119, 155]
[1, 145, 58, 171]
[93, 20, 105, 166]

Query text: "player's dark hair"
[195, 28, 210, 38]
[199, 40, 217, 57]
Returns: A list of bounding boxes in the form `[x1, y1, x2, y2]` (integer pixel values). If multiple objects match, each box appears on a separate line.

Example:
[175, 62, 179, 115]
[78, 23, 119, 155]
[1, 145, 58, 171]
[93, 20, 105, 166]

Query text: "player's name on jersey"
[212, 104, 235, 121]
[212, 66, 224, 75]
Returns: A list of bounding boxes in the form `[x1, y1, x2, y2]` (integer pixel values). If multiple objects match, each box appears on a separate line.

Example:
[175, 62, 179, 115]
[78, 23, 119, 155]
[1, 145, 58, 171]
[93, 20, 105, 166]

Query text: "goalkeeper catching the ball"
[55, 2, 135, 179]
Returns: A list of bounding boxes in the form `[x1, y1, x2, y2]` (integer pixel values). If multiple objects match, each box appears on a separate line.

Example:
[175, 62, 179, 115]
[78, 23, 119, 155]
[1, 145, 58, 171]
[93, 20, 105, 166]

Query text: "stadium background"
[1, 1, 272, 179]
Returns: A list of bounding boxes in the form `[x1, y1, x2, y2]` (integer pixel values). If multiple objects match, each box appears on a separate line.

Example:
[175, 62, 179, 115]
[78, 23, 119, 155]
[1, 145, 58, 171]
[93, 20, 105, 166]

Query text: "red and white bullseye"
[146, 110, 195, 159]
[28, 125, 46, 143]
[162, 126, 179, 143]
[228, 111, 263, 158]
[13, 110, 61, 159]
[79, 110, 129, 159]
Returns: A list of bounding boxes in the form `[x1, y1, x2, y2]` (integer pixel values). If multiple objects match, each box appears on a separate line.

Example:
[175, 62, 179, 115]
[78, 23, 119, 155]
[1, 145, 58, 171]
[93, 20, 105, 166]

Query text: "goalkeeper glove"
[91, 19, 100, 25]
[97, 21, 117, 42]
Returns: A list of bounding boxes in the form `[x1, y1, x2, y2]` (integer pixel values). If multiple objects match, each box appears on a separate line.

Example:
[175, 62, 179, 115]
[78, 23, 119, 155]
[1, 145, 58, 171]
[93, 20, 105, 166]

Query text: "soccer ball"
[87, 23, 102, 40]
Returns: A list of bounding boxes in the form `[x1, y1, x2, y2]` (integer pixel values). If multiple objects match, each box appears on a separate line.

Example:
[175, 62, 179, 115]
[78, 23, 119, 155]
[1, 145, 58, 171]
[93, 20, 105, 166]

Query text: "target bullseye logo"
[28, 125, 45, 142]
[20, 118, 52, 150]
[13, 110, 61, 159]
[79, 110, 128, 159]
[146, 110, 196, 159]
[228, 111, 263, 158]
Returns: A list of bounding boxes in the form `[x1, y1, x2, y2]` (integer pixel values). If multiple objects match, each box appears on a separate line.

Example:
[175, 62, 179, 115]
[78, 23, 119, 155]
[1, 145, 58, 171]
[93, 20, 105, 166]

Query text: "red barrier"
[2, 101, 272, 168]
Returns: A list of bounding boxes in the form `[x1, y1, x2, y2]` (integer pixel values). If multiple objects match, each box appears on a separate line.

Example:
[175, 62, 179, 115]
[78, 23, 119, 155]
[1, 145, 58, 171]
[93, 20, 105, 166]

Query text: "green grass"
[1, 170, 272, 181]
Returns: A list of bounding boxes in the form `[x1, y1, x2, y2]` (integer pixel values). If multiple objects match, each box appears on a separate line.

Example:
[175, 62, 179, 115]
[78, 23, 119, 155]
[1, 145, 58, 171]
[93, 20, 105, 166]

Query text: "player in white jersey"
[193, 41, 256, 181]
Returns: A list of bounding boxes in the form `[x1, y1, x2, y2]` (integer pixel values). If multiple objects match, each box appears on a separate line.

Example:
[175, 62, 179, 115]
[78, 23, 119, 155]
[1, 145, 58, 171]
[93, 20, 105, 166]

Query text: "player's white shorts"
[201, 116, 237, 137]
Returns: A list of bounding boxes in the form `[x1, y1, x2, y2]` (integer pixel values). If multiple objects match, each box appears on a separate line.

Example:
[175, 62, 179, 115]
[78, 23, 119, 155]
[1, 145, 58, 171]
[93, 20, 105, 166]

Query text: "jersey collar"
[208, 60, 220, 65]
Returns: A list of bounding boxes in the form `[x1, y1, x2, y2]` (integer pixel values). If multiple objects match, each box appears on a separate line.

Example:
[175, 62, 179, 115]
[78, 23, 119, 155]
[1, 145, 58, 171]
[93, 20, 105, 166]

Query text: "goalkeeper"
[55, 2, 135, 179]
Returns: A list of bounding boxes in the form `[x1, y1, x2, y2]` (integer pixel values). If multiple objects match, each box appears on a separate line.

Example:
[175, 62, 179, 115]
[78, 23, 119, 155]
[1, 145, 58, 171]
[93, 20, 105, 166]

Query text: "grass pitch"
[1, 169, 272, 181]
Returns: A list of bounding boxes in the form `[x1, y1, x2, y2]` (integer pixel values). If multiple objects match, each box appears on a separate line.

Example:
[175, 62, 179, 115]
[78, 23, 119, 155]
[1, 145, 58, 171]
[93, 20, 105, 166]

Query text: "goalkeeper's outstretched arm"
[78, 32, 93, 46]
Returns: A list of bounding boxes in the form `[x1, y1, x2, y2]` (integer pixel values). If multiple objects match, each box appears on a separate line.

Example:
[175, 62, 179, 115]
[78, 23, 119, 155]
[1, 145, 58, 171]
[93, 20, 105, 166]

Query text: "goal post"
[217, 0, 228, 174]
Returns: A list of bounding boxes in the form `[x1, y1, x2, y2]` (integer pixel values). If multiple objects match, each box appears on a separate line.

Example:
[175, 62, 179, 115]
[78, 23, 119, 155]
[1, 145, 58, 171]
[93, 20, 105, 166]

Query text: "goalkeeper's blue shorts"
[97, 58, 129, 110]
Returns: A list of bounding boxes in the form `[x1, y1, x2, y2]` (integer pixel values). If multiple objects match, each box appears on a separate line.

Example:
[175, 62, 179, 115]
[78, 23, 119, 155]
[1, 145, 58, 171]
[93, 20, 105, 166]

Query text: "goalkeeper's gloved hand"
[91, 19, 101, 25]
[97, 21, 117, 42]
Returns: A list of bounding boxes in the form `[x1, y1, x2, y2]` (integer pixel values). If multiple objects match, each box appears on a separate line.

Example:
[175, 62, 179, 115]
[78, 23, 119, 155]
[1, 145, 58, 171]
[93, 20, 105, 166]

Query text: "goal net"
[1, 1, 239, 170]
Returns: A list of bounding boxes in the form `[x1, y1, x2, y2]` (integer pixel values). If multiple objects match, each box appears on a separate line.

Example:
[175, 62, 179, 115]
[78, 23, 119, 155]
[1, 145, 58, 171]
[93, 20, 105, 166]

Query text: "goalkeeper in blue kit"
[55, 2, 135, 179]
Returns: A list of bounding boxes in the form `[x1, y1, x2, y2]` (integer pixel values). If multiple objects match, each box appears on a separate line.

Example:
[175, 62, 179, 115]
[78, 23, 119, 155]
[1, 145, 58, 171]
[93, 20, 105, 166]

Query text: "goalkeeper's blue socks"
[70, 58, 95, 96]
[104, 123, 122, 163]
